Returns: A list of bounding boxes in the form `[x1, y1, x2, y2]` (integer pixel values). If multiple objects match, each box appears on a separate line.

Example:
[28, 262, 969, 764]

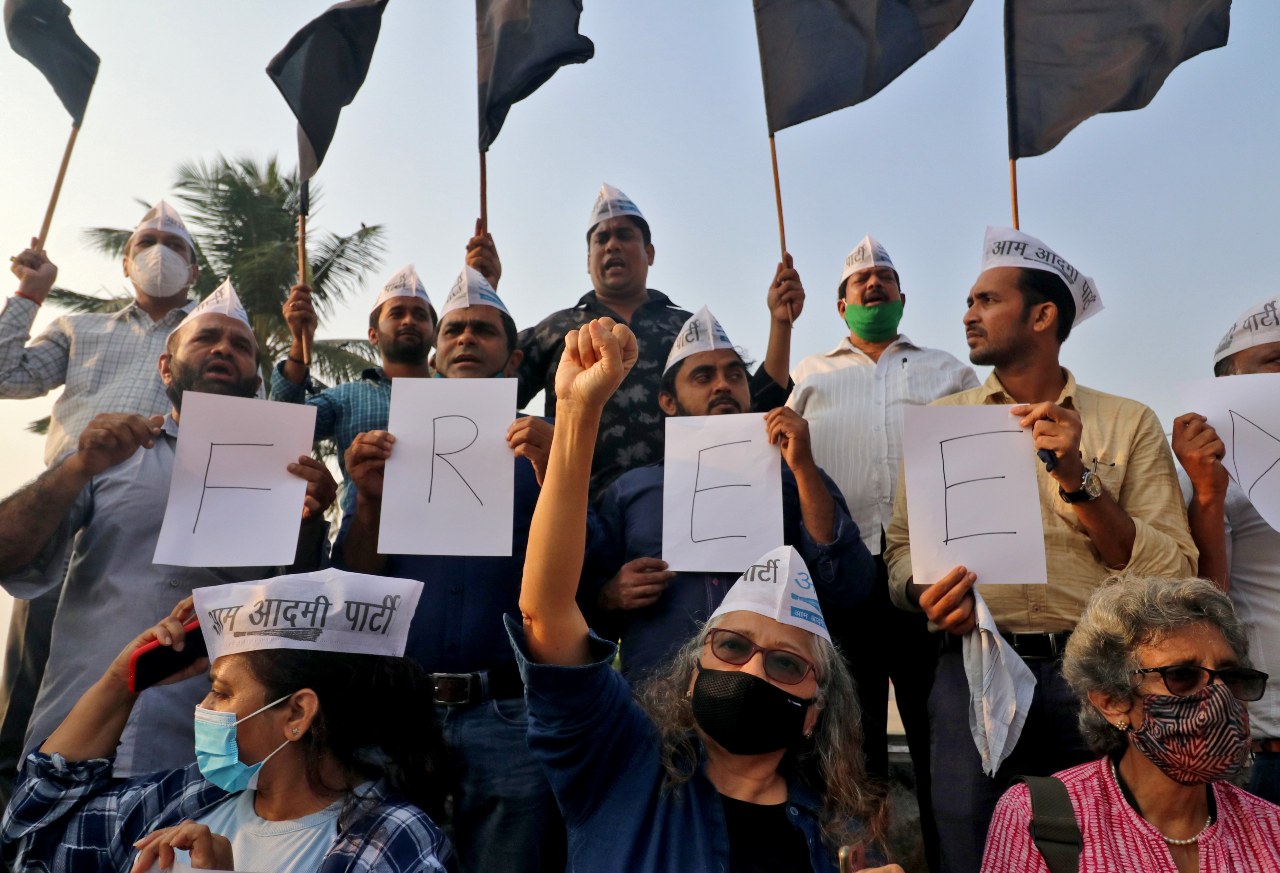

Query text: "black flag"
[754, 0, 973, 134]
[267, 0, 388, 181]
[1007, 0, 1231, 159]
[4, 0, 98, 125]
[477, 0, 594, 152]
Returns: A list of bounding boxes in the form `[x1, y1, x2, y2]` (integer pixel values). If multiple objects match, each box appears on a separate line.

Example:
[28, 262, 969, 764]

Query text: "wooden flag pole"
[1009, 159, 1021, 230]
[767, 134, 794, 327]
[1003, 0, 1021, 230]
[35, 123, 83, 251]
[479, 150, 489, 233]
[297, 179, 311, 366]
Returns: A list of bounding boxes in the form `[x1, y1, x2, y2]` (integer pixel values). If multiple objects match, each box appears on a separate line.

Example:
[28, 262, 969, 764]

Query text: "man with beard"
[883, 228, 1196, 873]
[585, 307, 874, 686]
[273, 265, 438, 516]
[0, 282, 336, 777]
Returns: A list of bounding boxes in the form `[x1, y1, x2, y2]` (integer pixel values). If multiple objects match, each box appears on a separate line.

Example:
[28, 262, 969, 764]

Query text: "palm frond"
[45, 287, 132, 313]
[26, 415, 50, 436]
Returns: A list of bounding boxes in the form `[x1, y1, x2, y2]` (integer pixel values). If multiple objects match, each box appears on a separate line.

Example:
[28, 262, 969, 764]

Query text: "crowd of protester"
[0, 184, 1277, 873]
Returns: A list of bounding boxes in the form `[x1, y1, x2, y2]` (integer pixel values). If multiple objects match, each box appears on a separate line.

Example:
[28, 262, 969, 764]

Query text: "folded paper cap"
[372, 264, 433, 316]
[192, 568, 424, 663]
[128, 201, 195, 259]
[441, 266, 511, 319]
[1213, 296, 1280, 366]
[839, 235, 895, 286]
[709, 546, 830, 643]
[588, 183, 644, 234]
[665, 306, 735, 374]
[980, 227, 1103, 327]
[167, 279, 251, 341]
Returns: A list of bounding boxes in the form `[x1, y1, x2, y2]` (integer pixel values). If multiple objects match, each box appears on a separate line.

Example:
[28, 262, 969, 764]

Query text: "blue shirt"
[332, 455, 543, 674]
[507, 618, 864, 873]
[585, 462, 874, 685]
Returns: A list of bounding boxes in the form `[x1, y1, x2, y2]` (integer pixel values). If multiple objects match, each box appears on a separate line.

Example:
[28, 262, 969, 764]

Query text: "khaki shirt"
[886, 369, 1196, 633]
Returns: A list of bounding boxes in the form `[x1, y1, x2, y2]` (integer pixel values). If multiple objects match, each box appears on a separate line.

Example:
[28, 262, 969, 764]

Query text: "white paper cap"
[168, 279, 251, 340]
[1213, 296, 1280, 366]
[664, 306, 735, 374]
[440, 266, 511, 320]
[193, 568, 424, 663]
[587, 183, 645, 234]
[709, 546, 830, 643]
[980, 227, 1103, 327]
[372, 264, 433, 316]
[128, 200, 196, 259]
[839, 235, 895, 286]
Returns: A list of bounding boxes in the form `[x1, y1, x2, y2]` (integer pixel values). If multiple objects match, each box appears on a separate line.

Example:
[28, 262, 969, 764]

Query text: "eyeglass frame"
[1133, 664, 1269, 702]
[702, 628, 818, 686]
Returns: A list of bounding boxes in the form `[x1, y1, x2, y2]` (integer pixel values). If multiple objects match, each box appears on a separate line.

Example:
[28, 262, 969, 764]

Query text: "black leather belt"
[1253, 739, 1280, 754]
[428, 662, 524, 706]
[942, 630, 1072, 660]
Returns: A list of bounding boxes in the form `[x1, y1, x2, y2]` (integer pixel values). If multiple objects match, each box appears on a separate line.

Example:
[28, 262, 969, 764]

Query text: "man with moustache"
[0, 283, 335, 777]
[884, 228, 1196, 873]
[586, 307, 874, 685]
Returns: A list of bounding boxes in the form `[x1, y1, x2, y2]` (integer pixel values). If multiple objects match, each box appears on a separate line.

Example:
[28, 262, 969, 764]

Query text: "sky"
[1, 1, 1278, 631]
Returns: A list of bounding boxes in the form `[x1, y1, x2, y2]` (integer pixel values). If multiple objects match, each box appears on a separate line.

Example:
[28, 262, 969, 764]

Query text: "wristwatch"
[1059, 469, 1103, 504]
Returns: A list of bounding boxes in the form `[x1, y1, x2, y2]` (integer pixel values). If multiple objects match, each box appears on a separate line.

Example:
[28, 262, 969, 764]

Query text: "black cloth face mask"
[691, 666, 815, 755]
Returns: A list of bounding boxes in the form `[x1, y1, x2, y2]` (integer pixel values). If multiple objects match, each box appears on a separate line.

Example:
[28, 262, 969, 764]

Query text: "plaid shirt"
[0, 295, 193, 464]
[2, 753, 455, 873]
[271, 363, 393, 516]
[516, 290, 690, 500]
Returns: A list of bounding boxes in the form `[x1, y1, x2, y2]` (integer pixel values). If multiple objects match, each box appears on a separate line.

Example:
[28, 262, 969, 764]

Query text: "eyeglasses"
[704, 629, 817, 686]
[1134, 665, 1269, 702]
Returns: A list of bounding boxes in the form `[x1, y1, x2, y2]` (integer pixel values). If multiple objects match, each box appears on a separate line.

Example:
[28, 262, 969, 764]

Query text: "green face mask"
[843, 299, 904, 342]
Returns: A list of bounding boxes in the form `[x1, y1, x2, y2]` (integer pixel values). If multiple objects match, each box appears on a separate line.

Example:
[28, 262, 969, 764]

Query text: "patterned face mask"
[1129, 683, 1250, 785]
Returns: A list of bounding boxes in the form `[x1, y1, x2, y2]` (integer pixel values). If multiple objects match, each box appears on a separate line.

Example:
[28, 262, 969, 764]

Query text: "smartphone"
[128, 619, 207, 693]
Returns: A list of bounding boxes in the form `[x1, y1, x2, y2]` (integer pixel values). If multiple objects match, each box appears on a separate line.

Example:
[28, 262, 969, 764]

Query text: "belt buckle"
[432, 673, 474, 705]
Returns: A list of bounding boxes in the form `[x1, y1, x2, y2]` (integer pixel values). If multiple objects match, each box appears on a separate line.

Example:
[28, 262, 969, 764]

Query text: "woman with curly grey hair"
[980, 575, 1280, 873]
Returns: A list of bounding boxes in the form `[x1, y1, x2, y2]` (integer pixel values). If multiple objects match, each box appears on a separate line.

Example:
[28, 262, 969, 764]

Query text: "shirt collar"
[362, 367, 389, 383]
[823, 332, 920, 359]
[575, 288, 680, 312]
[109, 298, 195, 325]
[979, 367, 1078, 405]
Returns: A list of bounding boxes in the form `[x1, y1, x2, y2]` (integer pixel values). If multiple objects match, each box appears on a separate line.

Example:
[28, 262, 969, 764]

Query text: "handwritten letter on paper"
[379, 378, 517, 556]
[663, 413, 783, 572]
[1181, 373, 1280, 531]
[154, 392, 316, 567]
[902, 405, 1046, 586]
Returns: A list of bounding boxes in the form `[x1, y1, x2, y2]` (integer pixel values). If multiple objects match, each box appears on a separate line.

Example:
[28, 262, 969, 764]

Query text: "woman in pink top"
[981, 575, 1280, 873]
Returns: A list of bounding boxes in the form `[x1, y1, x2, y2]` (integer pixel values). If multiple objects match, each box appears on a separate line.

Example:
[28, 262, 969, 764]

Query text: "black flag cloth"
[267, 0, 388, 181]
[1008, 0, 1231, 159]
[4, 0, 98, 125]
[754, 0, 973, 134]
[477, 0, 594, 152]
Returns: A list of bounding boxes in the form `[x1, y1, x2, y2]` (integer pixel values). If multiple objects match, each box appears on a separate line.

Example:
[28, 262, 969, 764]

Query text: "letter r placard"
[662, 413, 783, 573]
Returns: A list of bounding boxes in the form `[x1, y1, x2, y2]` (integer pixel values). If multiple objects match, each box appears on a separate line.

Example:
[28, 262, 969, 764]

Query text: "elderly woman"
[512, 317, 899, 873]
[981, 575, 1280, 873]
[1, 571, 456, 873]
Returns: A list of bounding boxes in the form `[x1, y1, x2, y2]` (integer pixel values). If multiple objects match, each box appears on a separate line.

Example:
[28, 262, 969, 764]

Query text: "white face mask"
[129, 244, 192, 299]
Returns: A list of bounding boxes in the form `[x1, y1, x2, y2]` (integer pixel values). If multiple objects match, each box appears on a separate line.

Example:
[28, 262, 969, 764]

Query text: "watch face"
[1083, 470, 1103, 499]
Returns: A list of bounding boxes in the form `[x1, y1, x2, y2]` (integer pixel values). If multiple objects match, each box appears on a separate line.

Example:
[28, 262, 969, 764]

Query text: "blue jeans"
[1251, 750, 1280, 805]
[436, 698, 565, 873]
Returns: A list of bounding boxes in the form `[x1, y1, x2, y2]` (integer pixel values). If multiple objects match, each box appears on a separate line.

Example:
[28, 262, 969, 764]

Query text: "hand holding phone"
[128, 619, 207, 693]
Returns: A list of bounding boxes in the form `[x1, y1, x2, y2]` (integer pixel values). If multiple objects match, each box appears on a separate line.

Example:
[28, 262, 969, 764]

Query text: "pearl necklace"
[1110, 760, 1213, 846]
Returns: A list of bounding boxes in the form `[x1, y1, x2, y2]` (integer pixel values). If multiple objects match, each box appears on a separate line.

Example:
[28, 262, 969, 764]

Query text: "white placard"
[378, 378, 517, 556]
[662, 413, 783, 572]
[902, 405, 1047, 586]
[154, 393, 316, 567]
[1181, 373, 1280, 531]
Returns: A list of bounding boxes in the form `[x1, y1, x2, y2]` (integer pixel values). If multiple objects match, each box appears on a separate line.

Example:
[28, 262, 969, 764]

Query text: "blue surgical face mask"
[194, 693, 291, 793]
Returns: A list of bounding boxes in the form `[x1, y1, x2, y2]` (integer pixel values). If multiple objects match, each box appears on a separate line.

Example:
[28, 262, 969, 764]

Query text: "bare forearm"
[762, 318, 792, 391]
[1186, 494, 1230, 590]
[40, 677, 135, 761]
[281, 348, 308, 385]
[0, 459, 88, 571]
[341, 501, 388, 574]
[792, 463, 835, 545]
[1072, 494, 1137, 570]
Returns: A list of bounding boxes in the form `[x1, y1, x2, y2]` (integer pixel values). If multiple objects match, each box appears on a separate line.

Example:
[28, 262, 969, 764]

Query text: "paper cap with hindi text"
[1213, 296, 1280, 366]
[128, 201, 196, 259]
[440, 266, 511, 320]
[588, 183, 645, 235]
[664, 306, 735, 375]
[372, 264, 433, 317]
[192, 568, 423, 662]
[709, 546, 830, 643]
[980, 227, 1103, 327]
[167, 279, 251, 341]
[839, 235, 895, 287]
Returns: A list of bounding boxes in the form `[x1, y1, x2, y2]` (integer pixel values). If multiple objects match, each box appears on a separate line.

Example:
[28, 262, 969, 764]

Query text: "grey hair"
[1062, 575, 1251, 755]
[637, 613, 888, 854]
